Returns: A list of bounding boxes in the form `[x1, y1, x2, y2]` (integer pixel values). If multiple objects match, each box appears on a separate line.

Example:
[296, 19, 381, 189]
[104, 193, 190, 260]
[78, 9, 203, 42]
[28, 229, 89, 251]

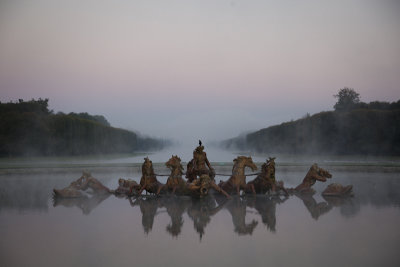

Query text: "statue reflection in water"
[164, 197, 191, 237]
[187, 196, 227, 241]
[322, 195, 360, 218]
[53, 193, 359, 237]
[246, 195, 288, 233]
[216, 196, 258, 235]
[53, 193, 111, 215]
[129, 196, 164, 234]
[294, 193, 333, 220]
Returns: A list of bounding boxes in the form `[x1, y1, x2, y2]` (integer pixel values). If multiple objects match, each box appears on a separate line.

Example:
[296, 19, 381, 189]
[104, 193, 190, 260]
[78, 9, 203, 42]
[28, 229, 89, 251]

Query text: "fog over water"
[1, 2, 400, 266]
[1, 163, 399, 267]
[1, 1, 399, 143]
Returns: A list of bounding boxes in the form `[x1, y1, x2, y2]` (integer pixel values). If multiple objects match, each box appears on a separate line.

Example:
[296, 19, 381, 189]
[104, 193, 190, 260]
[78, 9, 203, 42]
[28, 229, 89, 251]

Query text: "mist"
[1, 0, 400, 145]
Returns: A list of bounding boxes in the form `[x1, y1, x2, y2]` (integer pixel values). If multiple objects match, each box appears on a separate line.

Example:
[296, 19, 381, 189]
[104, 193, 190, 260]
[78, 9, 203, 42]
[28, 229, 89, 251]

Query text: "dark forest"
[222, 91, 400, 156]
[0, 99, 169, 156]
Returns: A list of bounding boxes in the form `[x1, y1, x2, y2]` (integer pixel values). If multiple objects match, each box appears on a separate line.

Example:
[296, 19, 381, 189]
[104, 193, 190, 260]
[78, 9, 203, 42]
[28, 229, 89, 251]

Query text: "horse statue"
[164, 155, 187, 194]
[137, 157, 165, 195]
[53, 171, 112, 198]
[292, 163, 332, 194]
[185, 159, 197, 183]
[246, 157, 288, 195]
[218, 156, 258, 195]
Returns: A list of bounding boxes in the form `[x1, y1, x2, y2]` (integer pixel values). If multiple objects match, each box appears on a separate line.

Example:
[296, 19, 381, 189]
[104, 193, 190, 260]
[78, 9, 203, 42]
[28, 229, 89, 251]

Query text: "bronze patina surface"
[292, 164, 332, 194]
[53, 171, 112, 198]
[218, 156, 258, 195]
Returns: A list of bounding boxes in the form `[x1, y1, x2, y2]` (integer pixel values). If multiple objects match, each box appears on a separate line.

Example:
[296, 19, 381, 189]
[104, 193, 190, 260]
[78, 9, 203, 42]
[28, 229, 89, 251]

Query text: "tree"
[334, 87, 360, 111]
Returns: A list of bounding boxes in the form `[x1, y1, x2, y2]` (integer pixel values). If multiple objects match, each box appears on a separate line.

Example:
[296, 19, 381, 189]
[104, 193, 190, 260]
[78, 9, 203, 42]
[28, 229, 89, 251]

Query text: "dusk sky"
[1, 0, 399, 145]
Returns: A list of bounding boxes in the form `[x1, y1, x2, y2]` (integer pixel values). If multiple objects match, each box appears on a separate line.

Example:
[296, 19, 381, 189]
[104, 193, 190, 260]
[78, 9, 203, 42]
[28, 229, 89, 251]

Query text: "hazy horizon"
[1, 0, 399, 145]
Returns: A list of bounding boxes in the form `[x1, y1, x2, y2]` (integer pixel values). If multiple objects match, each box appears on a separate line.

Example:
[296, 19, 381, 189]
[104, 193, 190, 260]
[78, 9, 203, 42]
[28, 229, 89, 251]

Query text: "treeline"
[222, 99, 400, 155]
[0, 99, 169, 156]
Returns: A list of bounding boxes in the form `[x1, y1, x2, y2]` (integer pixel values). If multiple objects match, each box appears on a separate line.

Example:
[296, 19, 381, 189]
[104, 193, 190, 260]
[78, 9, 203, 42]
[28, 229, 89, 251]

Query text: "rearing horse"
[164, 155, 187, 195]
[218, 156, 258, 195]
[137, 157, 165, 195]
[247, 157, 288, 195]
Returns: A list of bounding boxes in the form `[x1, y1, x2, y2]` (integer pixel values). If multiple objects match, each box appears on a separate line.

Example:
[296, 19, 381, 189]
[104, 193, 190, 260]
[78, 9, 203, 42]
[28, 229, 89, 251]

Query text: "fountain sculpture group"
[53, 142, 353, 199]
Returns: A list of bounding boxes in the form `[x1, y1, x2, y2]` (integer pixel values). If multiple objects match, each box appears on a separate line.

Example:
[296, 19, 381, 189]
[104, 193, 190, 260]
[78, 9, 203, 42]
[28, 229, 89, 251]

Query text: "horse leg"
[137, 185, 145, 196]
[249, 183, 256, 195]
[271, 183, 276, 193]
[236, 185, 240, 196]
[157, 184, 165, 195]
[211, 181, 231, 198]
[172, 185, 177, 195]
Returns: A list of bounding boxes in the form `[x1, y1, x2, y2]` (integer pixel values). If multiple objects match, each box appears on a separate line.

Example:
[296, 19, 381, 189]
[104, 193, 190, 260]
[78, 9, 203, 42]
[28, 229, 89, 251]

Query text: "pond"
[1, 153, 400, 267]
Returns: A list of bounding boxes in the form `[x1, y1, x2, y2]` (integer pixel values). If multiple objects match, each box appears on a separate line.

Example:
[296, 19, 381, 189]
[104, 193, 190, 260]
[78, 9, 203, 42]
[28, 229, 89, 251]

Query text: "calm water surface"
[1, 152, 400, 267]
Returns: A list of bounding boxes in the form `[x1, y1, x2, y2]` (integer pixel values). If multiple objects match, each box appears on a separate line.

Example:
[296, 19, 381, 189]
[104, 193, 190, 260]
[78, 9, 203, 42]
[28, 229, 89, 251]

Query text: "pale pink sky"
[0, 0, 399, 144]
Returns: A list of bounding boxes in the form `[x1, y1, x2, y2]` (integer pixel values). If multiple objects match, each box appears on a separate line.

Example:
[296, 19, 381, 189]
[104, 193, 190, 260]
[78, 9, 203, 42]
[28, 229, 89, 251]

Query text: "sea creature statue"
[137, 157, 165, 195]
[53, 171, 112, 198]
[247, 157, 288, 195]
[186, 141, 215, 183]
[218, 156, 258, 195]
[187, 174, 231, 198]
[164, 155, 187, 194]
[115, 178, 140, 196]
[53, 175, 86, 198]
[293, 164, 332, 194]
[322, 183, 353, 197]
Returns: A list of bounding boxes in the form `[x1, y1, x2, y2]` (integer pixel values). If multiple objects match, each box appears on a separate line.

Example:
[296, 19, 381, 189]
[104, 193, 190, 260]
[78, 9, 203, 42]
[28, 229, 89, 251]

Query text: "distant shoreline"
[1, 162, 399, 175]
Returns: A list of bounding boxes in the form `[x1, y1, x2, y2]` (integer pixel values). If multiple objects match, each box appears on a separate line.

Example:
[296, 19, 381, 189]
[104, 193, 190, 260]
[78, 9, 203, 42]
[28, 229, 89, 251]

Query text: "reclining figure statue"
[53, 171, 112, 198]
[137, 157, 165, 195]
[187, 174, 230, 198]
[164, 155, 187, 195]
[218, 156, 258, 195]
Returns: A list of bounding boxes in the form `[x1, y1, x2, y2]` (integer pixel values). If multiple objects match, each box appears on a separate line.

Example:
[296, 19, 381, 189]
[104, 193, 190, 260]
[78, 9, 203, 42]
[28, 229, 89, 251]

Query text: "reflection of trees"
[187, 196, 226, 240]
[246, 195, 288, 233]
[53, 194, 110, 215]
[217, 196, 258, 236]
[295, 193, 332, 220]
